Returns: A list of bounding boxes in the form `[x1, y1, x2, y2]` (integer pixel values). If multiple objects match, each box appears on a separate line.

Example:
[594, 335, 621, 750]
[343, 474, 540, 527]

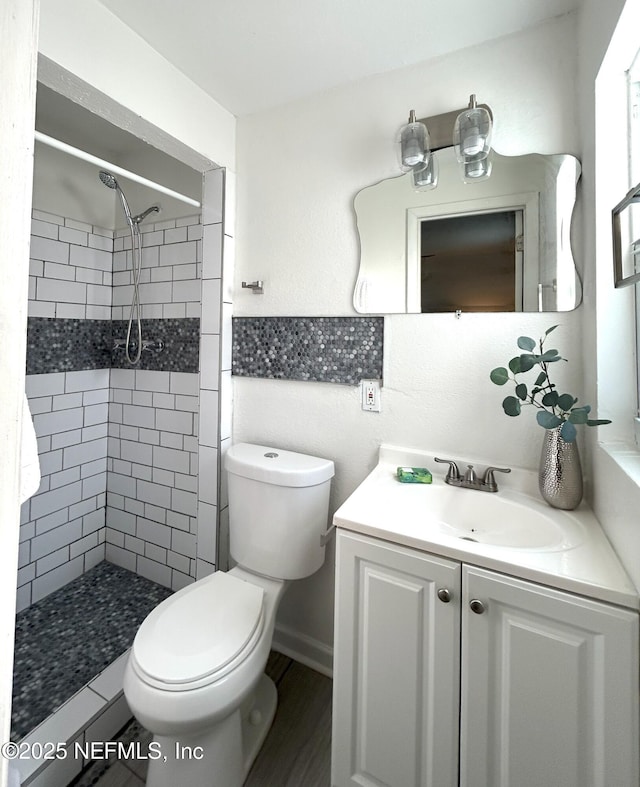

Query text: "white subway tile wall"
[106, 369, 199, 591]
[19, 370, 109, 612]
[198, 168, 231, 574]
[30, 212, 114, 320]
[21, 171, 231, 608]
[112, 214, 202, 320]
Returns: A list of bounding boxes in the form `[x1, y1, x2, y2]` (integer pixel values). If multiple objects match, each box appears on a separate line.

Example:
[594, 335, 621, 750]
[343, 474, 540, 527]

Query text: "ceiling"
[33, 0, 582, 221]
[97, 0, 581, 118]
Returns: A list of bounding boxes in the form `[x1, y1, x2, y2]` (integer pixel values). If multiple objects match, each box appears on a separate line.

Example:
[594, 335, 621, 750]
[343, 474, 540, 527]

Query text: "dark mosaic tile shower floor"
[11, 561, 173, 741]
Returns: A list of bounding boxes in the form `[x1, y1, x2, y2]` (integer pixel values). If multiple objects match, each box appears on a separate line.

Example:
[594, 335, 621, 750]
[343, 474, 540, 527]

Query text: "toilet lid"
[133, 572, 264, 685]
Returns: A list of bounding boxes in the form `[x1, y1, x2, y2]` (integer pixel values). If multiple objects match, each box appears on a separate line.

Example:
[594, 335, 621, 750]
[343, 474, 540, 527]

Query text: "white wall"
[38, 0, 235, 171]
[234, 16, 584, 651]
[577, 0, 640, 592]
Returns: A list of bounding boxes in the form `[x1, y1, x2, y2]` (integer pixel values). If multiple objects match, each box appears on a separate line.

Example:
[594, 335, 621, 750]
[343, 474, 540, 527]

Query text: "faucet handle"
[434, 457, 460, 481]
[481, 466, 511, 492]
[463, 465, 477, 484]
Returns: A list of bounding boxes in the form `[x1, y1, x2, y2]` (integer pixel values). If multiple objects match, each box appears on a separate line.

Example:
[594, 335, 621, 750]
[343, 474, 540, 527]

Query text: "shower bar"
[113, 338, 165, 354]
[34, 131, 201, 209]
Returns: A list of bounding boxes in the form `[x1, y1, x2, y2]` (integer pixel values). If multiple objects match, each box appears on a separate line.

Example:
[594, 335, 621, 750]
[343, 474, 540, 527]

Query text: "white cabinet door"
[460, 565, 640, 787]
[332, 531, 461, 787]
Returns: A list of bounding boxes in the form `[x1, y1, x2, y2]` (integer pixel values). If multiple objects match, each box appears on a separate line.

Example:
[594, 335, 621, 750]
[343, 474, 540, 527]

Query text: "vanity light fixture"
[399, 94, 493, 186]
[453, 94, 493, 162]
[399, 110, 430, 172]
[461, 151, 493, 182]
[412, 153, 438, 190]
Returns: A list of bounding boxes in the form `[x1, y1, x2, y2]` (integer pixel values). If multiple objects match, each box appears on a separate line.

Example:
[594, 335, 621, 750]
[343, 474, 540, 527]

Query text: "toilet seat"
[131, 572, 265, 691]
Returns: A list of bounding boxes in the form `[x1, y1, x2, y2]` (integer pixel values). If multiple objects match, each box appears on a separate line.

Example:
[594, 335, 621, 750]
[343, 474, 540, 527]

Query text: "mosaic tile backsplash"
[232, 316, 383, 384]
[26, 317, 199, 375]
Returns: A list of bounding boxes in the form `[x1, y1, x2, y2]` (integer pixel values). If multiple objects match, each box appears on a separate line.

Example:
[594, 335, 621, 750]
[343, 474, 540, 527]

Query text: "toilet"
[123, 443, 334, 787]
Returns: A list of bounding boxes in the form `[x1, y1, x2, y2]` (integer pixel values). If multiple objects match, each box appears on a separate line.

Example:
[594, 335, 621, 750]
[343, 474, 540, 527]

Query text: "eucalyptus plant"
[489, 325, 611, 443]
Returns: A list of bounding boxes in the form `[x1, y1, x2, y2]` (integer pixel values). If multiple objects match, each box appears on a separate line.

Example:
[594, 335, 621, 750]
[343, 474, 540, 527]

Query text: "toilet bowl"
[123, 443, 334, 787]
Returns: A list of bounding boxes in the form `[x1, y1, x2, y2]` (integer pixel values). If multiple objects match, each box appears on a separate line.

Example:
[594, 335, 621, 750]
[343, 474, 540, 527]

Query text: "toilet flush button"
[264, 452, 279, 459]
[249, 709, 262, 726]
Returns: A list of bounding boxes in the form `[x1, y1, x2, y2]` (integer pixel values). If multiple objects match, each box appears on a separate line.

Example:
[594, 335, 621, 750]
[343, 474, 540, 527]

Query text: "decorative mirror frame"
[612, 183, 640, 287]
[353, 149, 582, 314]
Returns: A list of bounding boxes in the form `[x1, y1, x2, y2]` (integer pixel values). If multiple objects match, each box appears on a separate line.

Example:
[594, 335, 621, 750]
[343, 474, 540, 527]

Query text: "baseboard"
[272, 622, 333, 679]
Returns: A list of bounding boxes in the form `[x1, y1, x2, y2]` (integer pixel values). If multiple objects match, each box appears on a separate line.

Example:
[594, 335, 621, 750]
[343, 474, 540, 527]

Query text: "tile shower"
[21, 210, 203, 608]
[13, 167, 230, 785]
[14, 158, 384, 782]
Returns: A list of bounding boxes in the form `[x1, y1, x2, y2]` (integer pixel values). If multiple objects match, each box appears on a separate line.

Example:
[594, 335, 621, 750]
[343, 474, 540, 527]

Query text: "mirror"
[353, 148, 582, 313]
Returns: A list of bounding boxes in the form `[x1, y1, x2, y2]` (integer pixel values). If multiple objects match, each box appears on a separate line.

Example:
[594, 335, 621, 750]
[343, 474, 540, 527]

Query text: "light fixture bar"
[34, 131, 202, 208]
[417, 103, 493, 151]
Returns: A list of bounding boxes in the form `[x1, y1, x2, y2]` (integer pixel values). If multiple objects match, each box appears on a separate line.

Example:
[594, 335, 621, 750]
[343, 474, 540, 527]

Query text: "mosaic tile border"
[232, 316, 383, 384]
[111, 318, 200, 373]
[27, 318, 112, 374]
[26, 317, 200, 375]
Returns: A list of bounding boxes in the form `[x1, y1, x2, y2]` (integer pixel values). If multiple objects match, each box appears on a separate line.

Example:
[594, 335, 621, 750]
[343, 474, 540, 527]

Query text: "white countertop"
[333, 445, 639, 610]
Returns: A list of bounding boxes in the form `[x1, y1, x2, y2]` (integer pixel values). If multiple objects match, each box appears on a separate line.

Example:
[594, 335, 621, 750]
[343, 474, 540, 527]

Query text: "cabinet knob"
[469, 598, 486, 614]
[437, 588, 452, 603]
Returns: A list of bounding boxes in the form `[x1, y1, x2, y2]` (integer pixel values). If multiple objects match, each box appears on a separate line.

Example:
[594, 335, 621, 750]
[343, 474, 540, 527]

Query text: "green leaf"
[560, 421, 577, 442]
[502, 396, 522, 417]
[539, 349, 561, 362]
[557, 393, 576, 411]
[517, 336, 536, 351]
[572, 405, 591, 414]
[568, 409, 588, 424]
[586, 419, 612, 426]
[509, 356, 522, 374]
[536, 410, 562, 429]
[535, 372, 547, 386]
[515, 383, 528, 401]
[542, 391, 559, 407]
[544, 325, 559, 336]
[490, 367, 510, 385]
[519, 354, 538, 372]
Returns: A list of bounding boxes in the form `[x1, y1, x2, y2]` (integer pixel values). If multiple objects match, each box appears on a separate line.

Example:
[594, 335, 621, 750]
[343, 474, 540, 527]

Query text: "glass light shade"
[460, 152, 492, 182]
[400, 113, 430, 172]
[453, 105, 492, 162]
[412, 154, 438, 190]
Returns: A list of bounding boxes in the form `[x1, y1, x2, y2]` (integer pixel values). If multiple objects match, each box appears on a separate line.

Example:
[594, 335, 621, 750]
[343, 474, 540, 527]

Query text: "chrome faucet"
[434, 457, 511, 492]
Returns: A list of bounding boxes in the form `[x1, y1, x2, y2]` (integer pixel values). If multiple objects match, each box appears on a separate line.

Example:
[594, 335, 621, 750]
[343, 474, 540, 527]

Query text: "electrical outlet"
[361, 379, 381, 412]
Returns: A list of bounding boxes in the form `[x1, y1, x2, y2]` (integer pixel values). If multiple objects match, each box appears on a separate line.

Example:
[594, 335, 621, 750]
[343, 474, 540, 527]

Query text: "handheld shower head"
[99, 170, 118, 189]
[99, 170, 133, 225]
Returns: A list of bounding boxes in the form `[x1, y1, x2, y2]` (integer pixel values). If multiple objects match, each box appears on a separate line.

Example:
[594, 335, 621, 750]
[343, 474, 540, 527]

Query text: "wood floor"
[245, 653, 332, 786]
[84, 652, 332, 787]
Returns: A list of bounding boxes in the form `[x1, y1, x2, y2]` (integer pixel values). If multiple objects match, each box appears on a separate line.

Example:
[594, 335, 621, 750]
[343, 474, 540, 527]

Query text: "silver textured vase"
[538, 426, 583, 510]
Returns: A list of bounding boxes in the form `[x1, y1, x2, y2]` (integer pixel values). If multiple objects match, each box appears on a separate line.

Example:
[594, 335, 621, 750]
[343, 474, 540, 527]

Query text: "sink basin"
[334, 455, 588, 554]
[421, 484, 584, 551]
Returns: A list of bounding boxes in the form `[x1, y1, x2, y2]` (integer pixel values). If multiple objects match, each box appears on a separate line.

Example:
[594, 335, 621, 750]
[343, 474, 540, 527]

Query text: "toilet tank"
[225, 443, 335, 580]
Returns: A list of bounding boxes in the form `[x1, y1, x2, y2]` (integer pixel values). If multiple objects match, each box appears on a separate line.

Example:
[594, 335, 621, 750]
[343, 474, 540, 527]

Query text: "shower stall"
[13, 84, 233, 783]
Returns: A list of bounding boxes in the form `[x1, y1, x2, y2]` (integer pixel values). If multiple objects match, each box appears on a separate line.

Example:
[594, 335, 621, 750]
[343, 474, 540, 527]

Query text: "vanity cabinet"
[331, 530, 639, 787]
